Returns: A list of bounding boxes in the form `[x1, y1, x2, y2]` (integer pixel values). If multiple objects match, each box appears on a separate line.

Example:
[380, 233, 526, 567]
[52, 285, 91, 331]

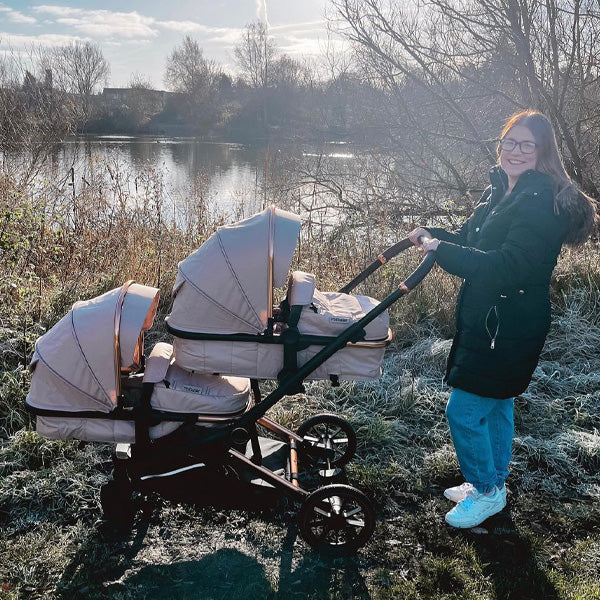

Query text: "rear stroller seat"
[172, 267, 392, 381]
[143, 342, 250, 416]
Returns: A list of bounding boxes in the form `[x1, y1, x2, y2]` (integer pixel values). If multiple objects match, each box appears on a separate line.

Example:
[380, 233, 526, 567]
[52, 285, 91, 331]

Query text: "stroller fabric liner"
[27, 284, 251, 443]
[168, 208, 391, 380]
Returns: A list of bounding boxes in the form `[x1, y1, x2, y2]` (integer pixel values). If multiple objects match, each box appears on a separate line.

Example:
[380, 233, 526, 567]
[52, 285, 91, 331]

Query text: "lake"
[11, 136, 356, 221]
[47, 135, 272, 217]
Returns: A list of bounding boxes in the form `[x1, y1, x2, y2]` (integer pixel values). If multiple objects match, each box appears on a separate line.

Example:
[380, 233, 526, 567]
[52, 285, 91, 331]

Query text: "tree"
[0, 45, 78, 184]
[332, 0, 600, 219]
[124, 74, 162, 130]
[234, 22, 276, 89]
[128, 73, 153, 90]
[47, 41, 110, 119]
[164, 36, 223, 134]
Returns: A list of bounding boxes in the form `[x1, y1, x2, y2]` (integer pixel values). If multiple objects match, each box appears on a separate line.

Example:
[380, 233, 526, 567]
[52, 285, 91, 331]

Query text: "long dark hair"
[500, 110, 597, 245]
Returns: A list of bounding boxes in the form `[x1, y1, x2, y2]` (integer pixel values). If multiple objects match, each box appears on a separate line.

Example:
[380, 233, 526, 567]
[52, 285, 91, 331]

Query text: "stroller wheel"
[298, 484, 375, 554]
[297, 414, 357, 469]
[100, 480, 135, 529]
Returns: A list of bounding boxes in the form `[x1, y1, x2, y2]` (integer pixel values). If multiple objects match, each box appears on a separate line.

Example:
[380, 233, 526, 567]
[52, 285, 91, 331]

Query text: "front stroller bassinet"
[167, 206, 392, 384]
[26, 282, 253, 444]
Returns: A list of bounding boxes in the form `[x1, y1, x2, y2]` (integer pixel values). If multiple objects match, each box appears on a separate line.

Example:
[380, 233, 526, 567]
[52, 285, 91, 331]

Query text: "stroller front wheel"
[297, 414, 357, 469]
[298, 484, 375, 554]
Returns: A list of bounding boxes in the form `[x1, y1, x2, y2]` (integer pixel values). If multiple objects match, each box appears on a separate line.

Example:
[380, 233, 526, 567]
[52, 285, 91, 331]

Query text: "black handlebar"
[339, 236, 436, 294]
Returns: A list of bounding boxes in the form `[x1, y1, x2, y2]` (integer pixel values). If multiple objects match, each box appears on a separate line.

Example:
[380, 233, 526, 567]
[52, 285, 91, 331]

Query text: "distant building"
[102, 87, 168, 111]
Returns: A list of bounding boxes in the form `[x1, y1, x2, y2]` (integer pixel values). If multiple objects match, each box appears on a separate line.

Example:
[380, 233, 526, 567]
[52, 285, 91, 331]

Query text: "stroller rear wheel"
[297, 414, 356, 469]
[100, 480, 135, 529]
[298, 484, 375, 554]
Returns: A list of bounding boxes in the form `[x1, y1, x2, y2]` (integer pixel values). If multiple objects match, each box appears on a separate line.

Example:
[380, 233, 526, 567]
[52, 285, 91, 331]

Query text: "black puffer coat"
[428, 167, 568, 399]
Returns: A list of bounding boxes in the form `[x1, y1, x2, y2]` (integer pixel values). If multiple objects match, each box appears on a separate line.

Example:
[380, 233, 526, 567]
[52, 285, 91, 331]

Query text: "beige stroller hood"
[27, 282, 159, 413]
[166, 206, 301, 335]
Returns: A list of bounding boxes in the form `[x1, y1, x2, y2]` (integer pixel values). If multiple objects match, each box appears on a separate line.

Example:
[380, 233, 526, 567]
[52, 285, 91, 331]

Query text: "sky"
[0, 0, 341, 88]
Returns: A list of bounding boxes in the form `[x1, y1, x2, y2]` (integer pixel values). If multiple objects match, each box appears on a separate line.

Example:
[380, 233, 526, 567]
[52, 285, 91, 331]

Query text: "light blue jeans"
[445, 388, 514, 494]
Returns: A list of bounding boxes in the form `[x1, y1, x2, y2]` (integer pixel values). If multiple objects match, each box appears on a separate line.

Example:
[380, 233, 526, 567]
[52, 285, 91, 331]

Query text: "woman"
[409, 110, 596, 528]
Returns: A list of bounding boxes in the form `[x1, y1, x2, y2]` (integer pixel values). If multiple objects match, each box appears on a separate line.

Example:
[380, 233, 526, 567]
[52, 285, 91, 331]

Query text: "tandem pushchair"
[26, 206, 435, 554]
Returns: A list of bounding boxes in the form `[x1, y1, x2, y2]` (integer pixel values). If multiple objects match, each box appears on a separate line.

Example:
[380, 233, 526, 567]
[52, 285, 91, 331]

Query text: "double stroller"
[26, 206, 434, 553]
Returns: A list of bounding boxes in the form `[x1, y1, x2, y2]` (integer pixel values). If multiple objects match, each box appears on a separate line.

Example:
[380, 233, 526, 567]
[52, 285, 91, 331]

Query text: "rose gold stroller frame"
[118, 236, 434, 554]
[26, 219, 435, 553]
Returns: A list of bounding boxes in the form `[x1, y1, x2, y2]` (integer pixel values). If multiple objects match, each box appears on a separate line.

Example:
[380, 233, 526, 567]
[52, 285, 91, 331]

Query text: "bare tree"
[125, 74, 162, 128]
[47, 41, 110, 119]
[331, 0, 600, 218]
[164, 36, 223, 133]
[165, 37, 221, 95]
[128, 73, 153, 90]
[0, 45, 78, 184]
[234, 22, 276, 89]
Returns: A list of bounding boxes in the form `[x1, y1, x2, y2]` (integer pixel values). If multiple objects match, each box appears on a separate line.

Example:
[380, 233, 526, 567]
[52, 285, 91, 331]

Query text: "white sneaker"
[444, 486, 507, 528]
[444, 482, 507, 504]
[444, 482, 475, 503]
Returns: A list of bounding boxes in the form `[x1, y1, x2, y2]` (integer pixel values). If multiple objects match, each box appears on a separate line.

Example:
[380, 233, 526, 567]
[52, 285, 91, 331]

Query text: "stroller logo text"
[181, 385, 209, 394]
[329, 316, 351, 325]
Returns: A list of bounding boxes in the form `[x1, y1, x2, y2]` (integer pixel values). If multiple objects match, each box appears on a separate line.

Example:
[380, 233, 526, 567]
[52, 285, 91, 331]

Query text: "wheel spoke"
[345, 517, 365, 528]
[331, 437, 349, 445]
[344, 506, 362, 518]
[314, 506, 332, 518]
[302, 435, 320, 443]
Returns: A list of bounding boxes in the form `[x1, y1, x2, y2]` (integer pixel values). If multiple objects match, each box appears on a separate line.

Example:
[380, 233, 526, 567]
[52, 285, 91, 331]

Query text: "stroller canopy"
[29, 282, 160, 412]
[167, 206, 301, 335]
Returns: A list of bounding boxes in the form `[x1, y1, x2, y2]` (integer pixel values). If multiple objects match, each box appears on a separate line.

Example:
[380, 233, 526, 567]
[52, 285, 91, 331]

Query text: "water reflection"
[4, 136, 359, 224]
[53, 136, 269, 216]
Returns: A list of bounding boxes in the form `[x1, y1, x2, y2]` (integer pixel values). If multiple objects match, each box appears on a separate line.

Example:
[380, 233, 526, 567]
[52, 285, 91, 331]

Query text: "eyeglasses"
[499, 138, 537, 154]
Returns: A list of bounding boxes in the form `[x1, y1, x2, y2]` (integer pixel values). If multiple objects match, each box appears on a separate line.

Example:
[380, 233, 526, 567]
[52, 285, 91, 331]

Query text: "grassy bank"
[0, 167, 599, 599]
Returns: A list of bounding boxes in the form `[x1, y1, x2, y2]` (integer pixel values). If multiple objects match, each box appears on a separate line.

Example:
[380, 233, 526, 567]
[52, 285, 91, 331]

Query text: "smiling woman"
[499, 125, 538, 189]
[408, 109, 597, 530]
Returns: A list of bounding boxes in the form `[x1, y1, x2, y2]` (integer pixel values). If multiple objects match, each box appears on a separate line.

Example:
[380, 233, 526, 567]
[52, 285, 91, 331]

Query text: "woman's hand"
[408, 227, 432, 246]
[418, 237, 440, 253]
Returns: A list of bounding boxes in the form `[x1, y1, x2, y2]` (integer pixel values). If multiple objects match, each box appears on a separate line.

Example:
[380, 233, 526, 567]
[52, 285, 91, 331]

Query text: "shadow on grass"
[55, 491, 371, 600]
[461, 507, 559, 600]
[105, 549, 276, 599]
[275, 521, 371, 600]
[55, 519, 151, 600]
[55, 521, 370, 600]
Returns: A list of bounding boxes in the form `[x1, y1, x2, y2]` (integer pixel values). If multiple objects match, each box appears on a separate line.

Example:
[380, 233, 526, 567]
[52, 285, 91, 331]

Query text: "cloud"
[30, 5, 244, 44]
[270, 21, 327, 36]
[0, 4, 37, 24]
[278, 35, 325, 57]
[0, 31, 81, 48]
[202, 29, 245, 45]
[32, 6, 158, 38]
[156, 20, 236, 36]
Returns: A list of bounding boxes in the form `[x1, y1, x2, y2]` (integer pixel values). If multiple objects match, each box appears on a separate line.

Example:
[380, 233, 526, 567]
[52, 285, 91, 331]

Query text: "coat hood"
[489, 166, 596, 245]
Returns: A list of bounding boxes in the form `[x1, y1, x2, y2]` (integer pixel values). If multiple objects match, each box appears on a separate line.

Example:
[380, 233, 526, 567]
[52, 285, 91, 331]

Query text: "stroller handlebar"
[399, 247, 436, 292]
[339, 236, 436, 294]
